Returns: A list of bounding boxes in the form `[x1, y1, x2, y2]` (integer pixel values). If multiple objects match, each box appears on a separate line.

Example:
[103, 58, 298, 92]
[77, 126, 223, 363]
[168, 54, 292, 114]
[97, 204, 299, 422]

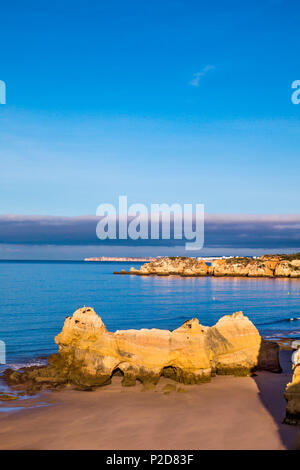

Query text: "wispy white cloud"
[189, 65, 215, 87]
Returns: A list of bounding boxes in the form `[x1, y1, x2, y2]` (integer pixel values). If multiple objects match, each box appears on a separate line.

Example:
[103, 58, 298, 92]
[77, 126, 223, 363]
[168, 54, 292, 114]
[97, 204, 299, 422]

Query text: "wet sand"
[0, 351, 298, 450]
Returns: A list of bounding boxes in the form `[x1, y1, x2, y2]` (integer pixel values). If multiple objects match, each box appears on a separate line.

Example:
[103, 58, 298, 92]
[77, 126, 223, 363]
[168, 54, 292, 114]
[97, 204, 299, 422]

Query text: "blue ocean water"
[0, 260, 300, 368]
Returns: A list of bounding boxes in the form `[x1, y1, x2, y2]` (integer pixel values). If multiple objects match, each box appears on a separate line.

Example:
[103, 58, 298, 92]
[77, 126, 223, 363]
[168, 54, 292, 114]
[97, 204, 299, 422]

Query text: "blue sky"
[0, 0, 299, 257]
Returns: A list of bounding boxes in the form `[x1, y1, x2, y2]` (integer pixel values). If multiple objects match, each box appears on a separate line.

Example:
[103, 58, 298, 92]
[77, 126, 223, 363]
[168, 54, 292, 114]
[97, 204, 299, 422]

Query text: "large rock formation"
[275, 260, 300, 278]
[208, 258, 252, 277]
[117, 254, 300, 278]
[3, 308, 281, 393]
[210, 258, 278, 277]
[130, 257, 208, 276]
[284, 348, 300, 425]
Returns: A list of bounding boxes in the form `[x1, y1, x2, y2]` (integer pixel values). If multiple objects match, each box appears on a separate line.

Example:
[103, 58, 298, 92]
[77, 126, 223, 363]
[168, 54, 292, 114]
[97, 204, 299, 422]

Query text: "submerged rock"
[3, 307, 281, 393]
[0, 393, 18, 401]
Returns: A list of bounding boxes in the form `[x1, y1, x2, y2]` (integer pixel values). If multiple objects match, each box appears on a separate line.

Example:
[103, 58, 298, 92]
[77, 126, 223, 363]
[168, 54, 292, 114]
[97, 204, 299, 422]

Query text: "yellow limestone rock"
[209, 258, 276, 277]
[209, 259, 251, 277]
[275, 260, 300, 278]
[284, 349, 300, 425]
[138, 257, 208, 276]
[125, 254, 300, 278]
[205, 312, 279, 374]
[4, 308, 281, 392]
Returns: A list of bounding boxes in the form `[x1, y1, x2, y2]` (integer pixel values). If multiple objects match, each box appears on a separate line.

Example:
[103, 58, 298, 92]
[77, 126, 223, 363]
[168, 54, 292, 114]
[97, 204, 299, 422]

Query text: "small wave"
[0, 403, 52, 413]
[0, 358, 48, 373]
[262, 331, 300, 339]
[257, 317, 300, 326]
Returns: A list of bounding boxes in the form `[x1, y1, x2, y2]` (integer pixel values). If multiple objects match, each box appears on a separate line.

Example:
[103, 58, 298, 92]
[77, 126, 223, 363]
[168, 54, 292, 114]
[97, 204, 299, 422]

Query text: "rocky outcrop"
[208, 258, 252, 277]
[130, 257, 208, 276]
[284, 349, 300, 425]
[275, 260, 300, 278]
[0, 393, 18, 401]
[209, 258, 278, 277]
[85, 257, 155, 262]
[116, 254, 300, 278]
[3, 307, 281, 393]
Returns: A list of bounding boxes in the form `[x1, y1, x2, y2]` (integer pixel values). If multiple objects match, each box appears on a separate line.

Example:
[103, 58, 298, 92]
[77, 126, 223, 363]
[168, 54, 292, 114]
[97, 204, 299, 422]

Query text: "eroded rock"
[275, 260, 300, 278]
[284, 349, 300, 425]
[138, 257, 209, 276]
[0, 393, 18, 401]
[121, 254, 300, 278]
[3, 307, 281, 393]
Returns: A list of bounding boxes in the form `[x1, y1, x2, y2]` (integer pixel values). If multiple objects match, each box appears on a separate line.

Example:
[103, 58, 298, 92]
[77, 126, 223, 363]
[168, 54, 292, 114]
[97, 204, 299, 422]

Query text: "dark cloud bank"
[0, 214, 299, 251]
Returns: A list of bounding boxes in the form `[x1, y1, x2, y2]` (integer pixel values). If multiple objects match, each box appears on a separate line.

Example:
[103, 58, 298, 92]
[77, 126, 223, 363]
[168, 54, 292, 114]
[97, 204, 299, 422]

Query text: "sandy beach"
[0, 351, 298, 450]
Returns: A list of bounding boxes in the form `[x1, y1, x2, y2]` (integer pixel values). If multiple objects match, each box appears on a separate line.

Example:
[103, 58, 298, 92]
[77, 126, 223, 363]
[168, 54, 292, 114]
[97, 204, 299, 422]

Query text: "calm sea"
[0, 260, 300, 369]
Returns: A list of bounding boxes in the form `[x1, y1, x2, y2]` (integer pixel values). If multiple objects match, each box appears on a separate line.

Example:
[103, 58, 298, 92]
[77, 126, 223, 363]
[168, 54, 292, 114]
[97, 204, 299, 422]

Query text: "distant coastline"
[114, 253, 300, 279]
[84, 256, 236, 262]
[84, 256, 156, 262]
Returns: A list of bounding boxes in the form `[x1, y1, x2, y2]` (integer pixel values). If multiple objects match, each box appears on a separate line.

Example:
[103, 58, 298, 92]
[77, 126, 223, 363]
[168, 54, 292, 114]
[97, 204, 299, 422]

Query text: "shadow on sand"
[253, 350, 299, 450]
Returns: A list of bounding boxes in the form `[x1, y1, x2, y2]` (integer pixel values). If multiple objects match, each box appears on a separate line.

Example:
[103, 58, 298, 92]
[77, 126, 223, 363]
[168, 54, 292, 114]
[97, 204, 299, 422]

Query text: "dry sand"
[0, 351, 299, 450]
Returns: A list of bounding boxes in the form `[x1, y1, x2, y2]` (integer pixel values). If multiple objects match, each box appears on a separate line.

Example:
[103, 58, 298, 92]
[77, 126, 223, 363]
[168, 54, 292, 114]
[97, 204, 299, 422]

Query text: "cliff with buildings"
[85, 257, 155, 262]
[116, 254, 300, 278]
